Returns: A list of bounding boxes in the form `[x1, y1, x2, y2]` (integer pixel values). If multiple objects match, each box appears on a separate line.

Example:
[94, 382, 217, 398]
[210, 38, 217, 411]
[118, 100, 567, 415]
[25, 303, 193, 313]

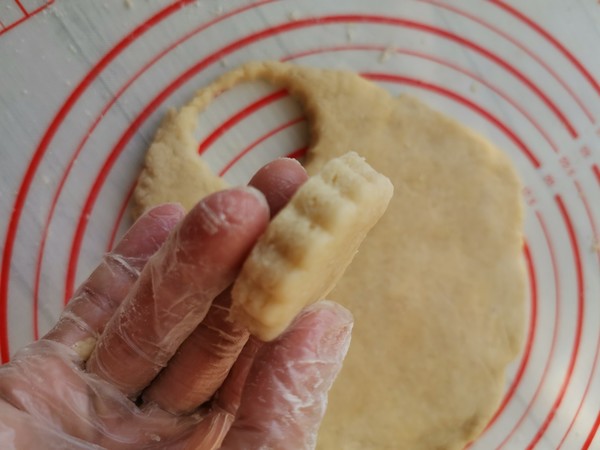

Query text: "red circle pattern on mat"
[0, 1, 599, 449]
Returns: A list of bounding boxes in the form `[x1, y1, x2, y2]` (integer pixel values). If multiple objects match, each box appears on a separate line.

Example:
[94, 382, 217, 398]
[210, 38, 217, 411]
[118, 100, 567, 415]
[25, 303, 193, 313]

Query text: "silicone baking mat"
[0, 0, 599, 448]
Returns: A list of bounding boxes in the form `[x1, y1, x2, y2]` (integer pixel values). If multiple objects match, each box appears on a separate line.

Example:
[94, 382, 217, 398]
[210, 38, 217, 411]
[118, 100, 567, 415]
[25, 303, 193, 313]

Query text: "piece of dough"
[133, 102, 228, 218]
[231, 152, 393, 341]
[134, 61, 526, 450]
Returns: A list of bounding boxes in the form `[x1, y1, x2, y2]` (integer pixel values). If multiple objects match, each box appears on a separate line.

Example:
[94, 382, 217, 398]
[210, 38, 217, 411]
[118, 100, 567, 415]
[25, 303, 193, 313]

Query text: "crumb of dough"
[287, 10, 302, 20]
[379, 44, 395, 63]
[346, 24, 356, 42]
[72, 337, 97, 360]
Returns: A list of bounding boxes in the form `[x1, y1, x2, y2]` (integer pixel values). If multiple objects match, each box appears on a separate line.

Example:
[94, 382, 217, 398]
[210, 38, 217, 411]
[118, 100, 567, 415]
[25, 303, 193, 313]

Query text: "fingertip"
[303, 300, 354, 327]
[249, 158, 308, 217]
[146, 202, 186, 220]
[288, 301, 354, 360]
[184, 187, 270, 237]
[291, 300, 354, 340]
[173, 187, 270, 267]
[275, 156, 304, 170]
[241, 186, 269, 211]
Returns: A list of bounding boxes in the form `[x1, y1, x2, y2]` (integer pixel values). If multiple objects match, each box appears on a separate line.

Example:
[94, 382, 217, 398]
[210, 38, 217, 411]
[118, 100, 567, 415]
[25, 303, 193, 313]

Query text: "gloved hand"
[0, 158, 353, 449]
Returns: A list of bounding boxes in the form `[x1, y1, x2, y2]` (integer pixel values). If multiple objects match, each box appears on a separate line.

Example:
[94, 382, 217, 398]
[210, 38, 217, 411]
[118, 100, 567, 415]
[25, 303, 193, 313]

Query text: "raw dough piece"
[133, 100, 228, 217]
[134, 62, 525, 450]
[231, 152, 393, 341]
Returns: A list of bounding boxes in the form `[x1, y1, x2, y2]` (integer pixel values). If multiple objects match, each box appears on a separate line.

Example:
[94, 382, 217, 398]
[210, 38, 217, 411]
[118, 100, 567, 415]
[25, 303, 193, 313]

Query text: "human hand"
[0, 158, 353, 449]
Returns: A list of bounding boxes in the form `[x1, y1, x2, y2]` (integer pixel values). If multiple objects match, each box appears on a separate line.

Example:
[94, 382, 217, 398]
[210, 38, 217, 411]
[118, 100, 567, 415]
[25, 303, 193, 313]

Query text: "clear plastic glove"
[0, 159, 353, 450]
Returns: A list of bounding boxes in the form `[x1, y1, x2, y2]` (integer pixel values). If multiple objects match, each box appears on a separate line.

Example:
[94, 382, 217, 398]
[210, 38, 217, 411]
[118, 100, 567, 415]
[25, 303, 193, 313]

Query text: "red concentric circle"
[1, 2, 599, 448]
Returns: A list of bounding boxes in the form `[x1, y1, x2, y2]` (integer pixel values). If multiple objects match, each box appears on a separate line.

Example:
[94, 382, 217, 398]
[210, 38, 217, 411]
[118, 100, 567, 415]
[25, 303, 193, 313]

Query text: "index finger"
[86, 187, 270, 397]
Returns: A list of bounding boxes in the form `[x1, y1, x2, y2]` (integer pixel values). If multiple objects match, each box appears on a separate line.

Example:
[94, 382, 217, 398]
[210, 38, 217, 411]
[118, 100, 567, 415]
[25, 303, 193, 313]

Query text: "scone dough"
[231, 152, 392, 341]
[134, 61, 526, 450]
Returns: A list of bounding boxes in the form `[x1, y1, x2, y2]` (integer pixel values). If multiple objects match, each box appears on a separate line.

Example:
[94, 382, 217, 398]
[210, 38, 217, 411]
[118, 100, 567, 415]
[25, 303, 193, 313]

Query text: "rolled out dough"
[134, 62, 526, 450]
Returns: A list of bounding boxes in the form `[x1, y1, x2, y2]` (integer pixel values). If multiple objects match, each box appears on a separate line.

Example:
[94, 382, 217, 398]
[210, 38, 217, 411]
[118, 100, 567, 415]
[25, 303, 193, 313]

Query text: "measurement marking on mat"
[0, 0, 54, 37]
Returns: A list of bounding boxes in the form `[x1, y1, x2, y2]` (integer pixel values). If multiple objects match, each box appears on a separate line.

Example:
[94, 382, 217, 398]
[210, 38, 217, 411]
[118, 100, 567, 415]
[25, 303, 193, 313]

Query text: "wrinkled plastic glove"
[0, 159, 353, 450]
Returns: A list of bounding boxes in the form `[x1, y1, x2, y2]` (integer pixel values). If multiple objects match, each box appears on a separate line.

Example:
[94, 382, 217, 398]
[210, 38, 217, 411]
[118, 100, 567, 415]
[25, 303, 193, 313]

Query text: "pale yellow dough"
[134, 62, 526, 450]
[231, 152, 393, 341]
[133, 98, 227, 217]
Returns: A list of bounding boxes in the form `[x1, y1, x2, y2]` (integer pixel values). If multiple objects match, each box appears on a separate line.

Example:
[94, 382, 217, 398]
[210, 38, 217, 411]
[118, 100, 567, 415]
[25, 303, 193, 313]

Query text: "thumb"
[221, 301, 353, 450]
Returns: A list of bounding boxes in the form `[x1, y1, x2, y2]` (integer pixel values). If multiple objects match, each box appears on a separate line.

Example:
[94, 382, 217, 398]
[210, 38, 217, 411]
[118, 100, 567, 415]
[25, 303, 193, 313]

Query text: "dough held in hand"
[231, 152, 393, 341]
